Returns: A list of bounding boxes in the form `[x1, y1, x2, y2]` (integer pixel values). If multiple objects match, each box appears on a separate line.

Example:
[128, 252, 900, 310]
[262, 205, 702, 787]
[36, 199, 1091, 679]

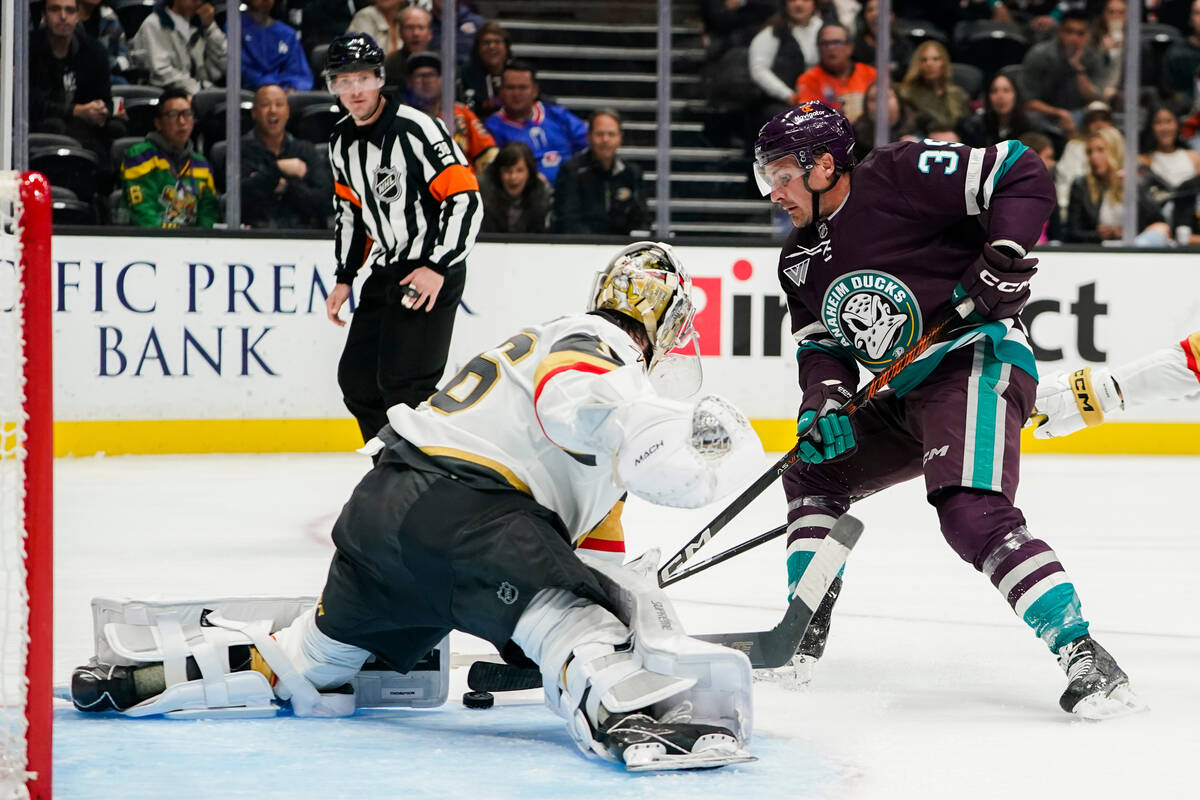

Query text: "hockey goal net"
[0, 171, 53, 800]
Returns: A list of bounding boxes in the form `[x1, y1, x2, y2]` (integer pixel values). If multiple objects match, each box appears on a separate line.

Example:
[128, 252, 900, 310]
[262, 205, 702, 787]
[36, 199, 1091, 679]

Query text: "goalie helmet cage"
[0, 171, 53, 800]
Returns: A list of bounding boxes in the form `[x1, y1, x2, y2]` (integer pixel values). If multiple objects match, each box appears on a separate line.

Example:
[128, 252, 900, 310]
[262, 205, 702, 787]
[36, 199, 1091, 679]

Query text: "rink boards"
[35, 235, 1200, 455]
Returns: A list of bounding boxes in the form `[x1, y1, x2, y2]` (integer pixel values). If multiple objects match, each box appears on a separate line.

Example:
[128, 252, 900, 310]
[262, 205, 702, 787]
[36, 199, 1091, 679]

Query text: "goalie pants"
[784, 341, 1089, 649]
[314, 449, 611, 672]
[337, 265, 465, 443]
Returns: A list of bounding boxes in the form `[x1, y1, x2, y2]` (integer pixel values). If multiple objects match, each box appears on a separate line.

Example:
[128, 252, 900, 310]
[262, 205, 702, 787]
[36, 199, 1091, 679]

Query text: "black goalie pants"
[314, 457, 610, 673]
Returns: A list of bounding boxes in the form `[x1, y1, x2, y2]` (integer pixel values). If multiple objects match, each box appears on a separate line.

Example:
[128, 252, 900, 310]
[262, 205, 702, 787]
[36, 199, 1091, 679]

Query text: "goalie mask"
[589, 242, 699, 390]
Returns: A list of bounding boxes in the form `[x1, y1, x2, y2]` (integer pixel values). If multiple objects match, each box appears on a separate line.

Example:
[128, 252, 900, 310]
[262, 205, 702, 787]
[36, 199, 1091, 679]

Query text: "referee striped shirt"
[329, 98, 482, 284]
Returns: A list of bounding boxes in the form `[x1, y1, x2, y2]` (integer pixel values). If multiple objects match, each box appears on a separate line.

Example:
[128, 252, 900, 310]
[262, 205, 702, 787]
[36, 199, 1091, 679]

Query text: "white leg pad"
[266, 608, 370, 716]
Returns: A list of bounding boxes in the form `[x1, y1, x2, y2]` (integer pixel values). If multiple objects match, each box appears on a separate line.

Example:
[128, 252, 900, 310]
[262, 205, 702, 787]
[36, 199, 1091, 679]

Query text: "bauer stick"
[655, 296, 976, 587]
[467, 514, 864, 690]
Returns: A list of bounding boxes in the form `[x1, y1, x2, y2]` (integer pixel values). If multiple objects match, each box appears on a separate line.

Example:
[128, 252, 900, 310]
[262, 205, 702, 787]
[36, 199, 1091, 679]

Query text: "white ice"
[53, 451, 1200, 799]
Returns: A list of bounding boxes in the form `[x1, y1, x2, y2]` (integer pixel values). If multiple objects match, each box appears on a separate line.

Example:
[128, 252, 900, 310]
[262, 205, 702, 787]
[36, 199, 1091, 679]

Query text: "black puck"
[463, 690, 494, 709]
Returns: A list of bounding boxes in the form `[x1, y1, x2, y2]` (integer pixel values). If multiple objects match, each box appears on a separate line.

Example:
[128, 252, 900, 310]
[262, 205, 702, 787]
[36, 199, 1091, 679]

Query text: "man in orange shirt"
[405, 52, 498, 174]
[793, 23, 876, 122]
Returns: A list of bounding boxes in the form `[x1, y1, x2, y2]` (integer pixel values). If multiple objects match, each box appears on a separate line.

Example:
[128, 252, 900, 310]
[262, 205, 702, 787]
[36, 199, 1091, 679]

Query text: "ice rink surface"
[53, 451, 1200, 799]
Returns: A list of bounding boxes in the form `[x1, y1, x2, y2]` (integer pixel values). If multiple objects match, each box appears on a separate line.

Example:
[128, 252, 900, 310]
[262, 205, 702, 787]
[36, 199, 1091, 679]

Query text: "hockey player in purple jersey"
[753, 100, 1142, 719]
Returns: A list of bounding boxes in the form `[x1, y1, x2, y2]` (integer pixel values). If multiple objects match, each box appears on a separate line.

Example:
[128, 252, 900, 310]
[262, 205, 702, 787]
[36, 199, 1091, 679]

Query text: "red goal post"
[1, 171, 53, 799]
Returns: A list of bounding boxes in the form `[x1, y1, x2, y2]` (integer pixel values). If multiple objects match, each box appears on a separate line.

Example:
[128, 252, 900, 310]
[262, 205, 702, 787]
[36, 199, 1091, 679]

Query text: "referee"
[323, 33, 483, 442]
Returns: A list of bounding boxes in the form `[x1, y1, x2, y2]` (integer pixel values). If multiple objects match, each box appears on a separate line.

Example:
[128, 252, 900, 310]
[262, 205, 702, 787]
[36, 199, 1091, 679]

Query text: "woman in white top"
[347, 0, 404, 55]
[748, 0, 827, 106]
[1138, 105, 1200, 242]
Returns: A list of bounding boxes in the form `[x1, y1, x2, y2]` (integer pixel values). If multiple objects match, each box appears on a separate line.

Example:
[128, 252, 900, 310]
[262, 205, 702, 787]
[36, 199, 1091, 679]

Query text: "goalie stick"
[655, 297, 975, 587]
[466, 514, 864, 691]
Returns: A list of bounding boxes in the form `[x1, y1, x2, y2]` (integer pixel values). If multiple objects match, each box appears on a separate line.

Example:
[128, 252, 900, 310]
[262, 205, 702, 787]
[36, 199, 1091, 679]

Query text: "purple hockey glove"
[796, 380, 856, 464]
[959, 243, 1038, 321]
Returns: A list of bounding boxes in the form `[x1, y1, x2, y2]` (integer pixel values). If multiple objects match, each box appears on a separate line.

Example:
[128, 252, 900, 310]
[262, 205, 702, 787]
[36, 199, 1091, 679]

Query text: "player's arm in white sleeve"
[533, 331, 764, 508]
[1030, 331, 1200, 439]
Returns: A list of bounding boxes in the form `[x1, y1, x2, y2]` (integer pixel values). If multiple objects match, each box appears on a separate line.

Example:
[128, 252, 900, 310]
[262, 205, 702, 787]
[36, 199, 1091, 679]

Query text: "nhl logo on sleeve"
[372, 166, 402, 201]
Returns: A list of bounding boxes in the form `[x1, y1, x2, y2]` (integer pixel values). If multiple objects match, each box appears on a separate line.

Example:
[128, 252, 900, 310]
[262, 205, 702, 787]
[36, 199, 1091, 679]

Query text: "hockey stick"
[655, 297, 975, 587]
[657, 523, 787, 588]
[469, 515, 865, 691]
[694, 513, 862, 668]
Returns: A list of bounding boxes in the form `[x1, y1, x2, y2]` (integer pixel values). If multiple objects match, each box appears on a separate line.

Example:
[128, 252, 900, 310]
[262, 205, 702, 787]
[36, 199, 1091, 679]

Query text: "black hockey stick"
[694, 513, 862, 668]
[657, 523, 787, 588]
[655, 297, 975, 587]
[469, 514, 865, 690]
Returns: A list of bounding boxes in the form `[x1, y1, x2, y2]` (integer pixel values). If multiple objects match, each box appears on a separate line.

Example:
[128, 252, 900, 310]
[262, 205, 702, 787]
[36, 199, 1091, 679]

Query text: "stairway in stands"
[475, 0, 776, 238]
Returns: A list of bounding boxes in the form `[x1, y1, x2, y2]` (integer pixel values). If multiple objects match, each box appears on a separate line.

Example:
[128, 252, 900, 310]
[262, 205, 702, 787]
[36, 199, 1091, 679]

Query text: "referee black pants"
[338, 266, 465, 442]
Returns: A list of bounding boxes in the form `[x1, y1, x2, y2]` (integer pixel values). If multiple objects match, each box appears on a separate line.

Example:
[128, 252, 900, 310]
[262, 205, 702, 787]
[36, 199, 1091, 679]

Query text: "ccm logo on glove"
[976, 268, 1031, 294]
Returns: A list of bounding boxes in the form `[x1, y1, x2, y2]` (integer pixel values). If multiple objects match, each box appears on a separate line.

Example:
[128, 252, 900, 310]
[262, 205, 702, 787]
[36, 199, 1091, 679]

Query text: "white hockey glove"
[1028, 367, 1124, 439]
[615, 395, 764, 508]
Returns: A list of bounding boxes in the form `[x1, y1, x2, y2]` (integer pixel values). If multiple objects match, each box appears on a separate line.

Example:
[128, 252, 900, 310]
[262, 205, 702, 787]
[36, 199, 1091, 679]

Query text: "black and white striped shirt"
[329, 98, 482, 284]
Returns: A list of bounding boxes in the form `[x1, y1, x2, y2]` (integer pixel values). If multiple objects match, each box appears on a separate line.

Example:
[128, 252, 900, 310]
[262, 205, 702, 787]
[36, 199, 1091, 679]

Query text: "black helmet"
[323, 33, 385, 79]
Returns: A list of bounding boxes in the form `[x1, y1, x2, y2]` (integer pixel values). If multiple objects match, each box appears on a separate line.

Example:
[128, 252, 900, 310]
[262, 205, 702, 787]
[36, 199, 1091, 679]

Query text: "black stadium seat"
[293, 103, 343, 143]
[29, 146, 101, 203]
[50, 195, 97, 225]
[112, 0, 156, 38]
[210, 140, 228, 193]
[29, 133, 82, 150]
[111, 136, 144, 169]
[961, 21, 1029, 83]
[310, 44, 331, 77]
[112, 85, 163, 137]
[951, 63, 984, 101]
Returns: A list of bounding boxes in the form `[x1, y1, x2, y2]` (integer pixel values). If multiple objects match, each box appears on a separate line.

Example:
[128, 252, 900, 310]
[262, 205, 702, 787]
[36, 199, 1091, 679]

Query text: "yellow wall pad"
[51, 418, 1200, 457]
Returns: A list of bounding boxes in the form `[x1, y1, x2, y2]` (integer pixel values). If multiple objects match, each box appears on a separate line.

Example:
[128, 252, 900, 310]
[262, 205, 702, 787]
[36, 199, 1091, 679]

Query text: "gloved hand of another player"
[1027, 366, 1123, 439]
[959, 243, 1038, 321]
[796, 380, 856, 464]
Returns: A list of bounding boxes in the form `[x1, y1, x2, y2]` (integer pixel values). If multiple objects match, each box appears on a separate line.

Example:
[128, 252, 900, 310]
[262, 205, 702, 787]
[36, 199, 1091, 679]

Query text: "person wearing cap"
[240, 0, 314, 91]
[404, 51, 498, 174]
[322, 33, 483, 443]
[1019, 9, 1104, 138]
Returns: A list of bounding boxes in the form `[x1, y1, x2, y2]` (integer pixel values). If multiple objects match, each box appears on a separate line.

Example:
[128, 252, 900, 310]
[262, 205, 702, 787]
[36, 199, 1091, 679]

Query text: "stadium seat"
[29, 146, 101, 203]
[28, 133, 82, 150]
[50, 195, 97, 226]
[109, 188, 130, 225]
[1141, 24, 1184, 90]
[196, 91, 254, 151]
[210, 140, 228, 193]
[310, 44, 331, 77]
[960, 21, 1029, 82]
[112, 0, 156, 38]
[113, 85, 164, 137]
[286, 91, 340, 136]
[293, 103, 343, 143]
[951, 63, 984, 101]
[111, 136, 144, 169]
[998, 63, 1025, 96]
[897, 19, 949, 51]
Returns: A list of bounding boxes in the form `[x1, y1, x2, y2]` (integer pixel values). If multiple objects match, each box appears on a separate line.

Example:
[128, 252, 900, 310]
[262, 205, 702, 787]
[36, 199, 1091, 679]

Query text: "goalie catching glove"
[1028, 366, 1124, 439]
[615, 395, 764, 508]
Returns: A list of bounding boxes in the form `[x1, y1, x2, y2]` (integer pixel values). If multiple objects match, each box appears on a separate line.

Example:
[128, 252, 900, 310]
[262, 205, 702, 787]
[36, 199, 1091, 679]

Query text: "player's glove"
[1027, 366, 1123, 439]
[959, 243, 1038, 321]
[796, 380, 856, 464]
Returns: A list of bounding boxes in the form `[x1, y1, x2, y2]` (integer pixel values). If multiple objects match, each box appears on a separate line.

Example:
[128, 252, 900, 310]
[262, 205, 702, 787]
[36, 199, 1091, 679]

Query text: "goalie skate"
[1057, 635, 1146, 720]
[599, 707, 755, 772]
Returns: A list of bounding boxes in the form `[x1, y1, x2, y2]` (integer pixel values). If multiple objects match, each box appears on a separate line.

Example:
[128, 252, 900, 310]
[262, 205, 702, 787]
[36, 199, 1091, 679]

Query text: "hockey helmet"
[589, 241, 696, 372]
[753, 100, 856, 195]
[323, 33, 386, 93]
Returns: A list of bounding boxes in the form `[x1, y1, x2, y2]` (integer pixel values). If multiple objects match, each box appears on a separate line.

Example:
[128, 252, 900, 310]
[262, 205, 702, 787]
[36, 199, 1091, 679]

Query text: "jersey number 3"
[429, 331, 538, 414]
[917, 139, 962, 175]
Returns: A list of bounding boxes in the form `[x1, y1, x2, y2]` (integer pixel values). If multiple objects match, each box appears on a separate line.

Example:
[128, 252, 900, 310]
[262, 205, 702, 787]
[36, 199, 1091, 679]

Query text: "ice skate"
[754, 576, 839, 690]
[597, 703, 754, 772]
[1056, 635, 1146, 720]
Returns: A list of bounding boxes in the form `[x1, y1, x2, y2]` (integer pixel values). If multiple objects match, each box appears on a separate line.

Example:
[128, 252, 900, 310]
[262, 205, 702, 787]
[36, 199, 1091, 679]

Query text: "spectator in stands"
[1138, 103, 1200, 241]
[703, 0, 775, 57]
[1066, 126, 1171, 245]
[76, 0, 133, 84]
[748, 0, 827, 119]
[817, 0, 859, 31]
[1055, 100, 1115, 220]
[405, 52, 498, 173]
[898, 41, 969, 135]
[132, 0, 228, 93]
[793, 22, 876, 121]
[479, 141, 552, 233]
[851, 0, 911, 81]
[990, 1, 1060, 35]
[430, 0, 488, 66]
[121, 88, 219, 228]
[1164, 1, 1200, 110]
[1019, 130, 1064, 243]
[553, 109, 647, 235]
[1092, 0, 1126, 105]
[348, 0, 403, 56]
[459, 21, 509, 119]
[1020, 9, 1104, 137]
[29, 0, 126, 169]
[384, 5, 436, 86]
[301, 0, 356, 57]
[241, 0, 314, 91]
[851, 81, 916, 162]
[239, 84, 333, 229]
[484, 61, 588, 184]
[959, 72, 1034, 148]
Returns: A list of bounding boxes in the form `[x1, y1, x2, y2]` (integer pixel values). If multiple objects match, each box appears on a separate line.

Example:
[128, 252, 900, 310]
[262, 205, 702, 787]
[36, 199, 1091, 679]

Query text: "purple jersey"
[778, 138, 1055, 395]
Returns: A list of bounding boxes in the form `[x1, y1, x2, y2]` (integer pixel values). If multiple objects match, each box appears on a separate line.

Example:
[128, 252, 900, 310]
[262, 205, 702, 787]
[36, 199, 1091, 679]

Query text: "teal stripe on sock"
[786, 550, 815, 596]
[1022, 582, 1090, 651]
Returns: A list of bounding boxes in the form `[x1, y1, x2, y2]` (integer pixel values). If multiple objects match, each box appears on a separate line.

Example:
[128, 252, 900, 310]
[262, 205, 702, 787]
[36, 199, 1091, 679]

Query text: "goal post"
[1, 171, 53, 800]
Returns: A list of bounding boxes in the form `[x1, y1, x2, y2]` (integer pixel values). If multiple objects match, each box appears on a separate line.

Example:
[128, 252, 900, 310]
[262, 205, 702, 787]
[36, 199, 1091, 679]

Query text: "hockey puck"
[462, 690, 494, 709]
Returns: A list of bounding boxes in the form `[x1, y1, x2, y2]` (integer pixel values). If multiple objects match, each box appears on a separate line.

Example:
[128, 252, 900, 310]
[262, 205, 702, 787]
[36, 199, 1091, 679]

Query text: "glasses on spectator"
[819, 40, 850, 48]
[160, 109, 195, 121]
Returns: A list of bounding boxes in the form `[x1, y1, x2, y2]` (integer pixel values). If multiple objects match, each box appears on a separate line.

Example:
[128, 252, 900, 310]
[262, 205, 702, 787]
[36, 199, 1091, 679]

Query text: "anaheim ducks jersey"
[386, 312, 654, 557]
[779, 138, 1055, 396]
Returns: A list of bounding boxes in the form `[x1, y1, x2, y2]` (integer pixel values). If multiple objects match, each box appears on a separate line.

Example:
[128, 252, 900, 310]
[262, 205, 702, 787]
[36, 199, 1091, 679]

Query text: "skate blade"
[1070, 682, 1148, 721]
[752, 657, 816, 691]
[624, 748, 757, 772]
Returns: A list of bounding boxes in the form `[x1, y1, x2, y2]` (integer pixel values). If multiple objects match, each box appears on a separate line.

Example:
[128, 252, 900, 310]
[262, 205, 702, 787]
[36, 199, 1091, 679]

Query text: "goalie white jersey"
[387, 313, 660, 548]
